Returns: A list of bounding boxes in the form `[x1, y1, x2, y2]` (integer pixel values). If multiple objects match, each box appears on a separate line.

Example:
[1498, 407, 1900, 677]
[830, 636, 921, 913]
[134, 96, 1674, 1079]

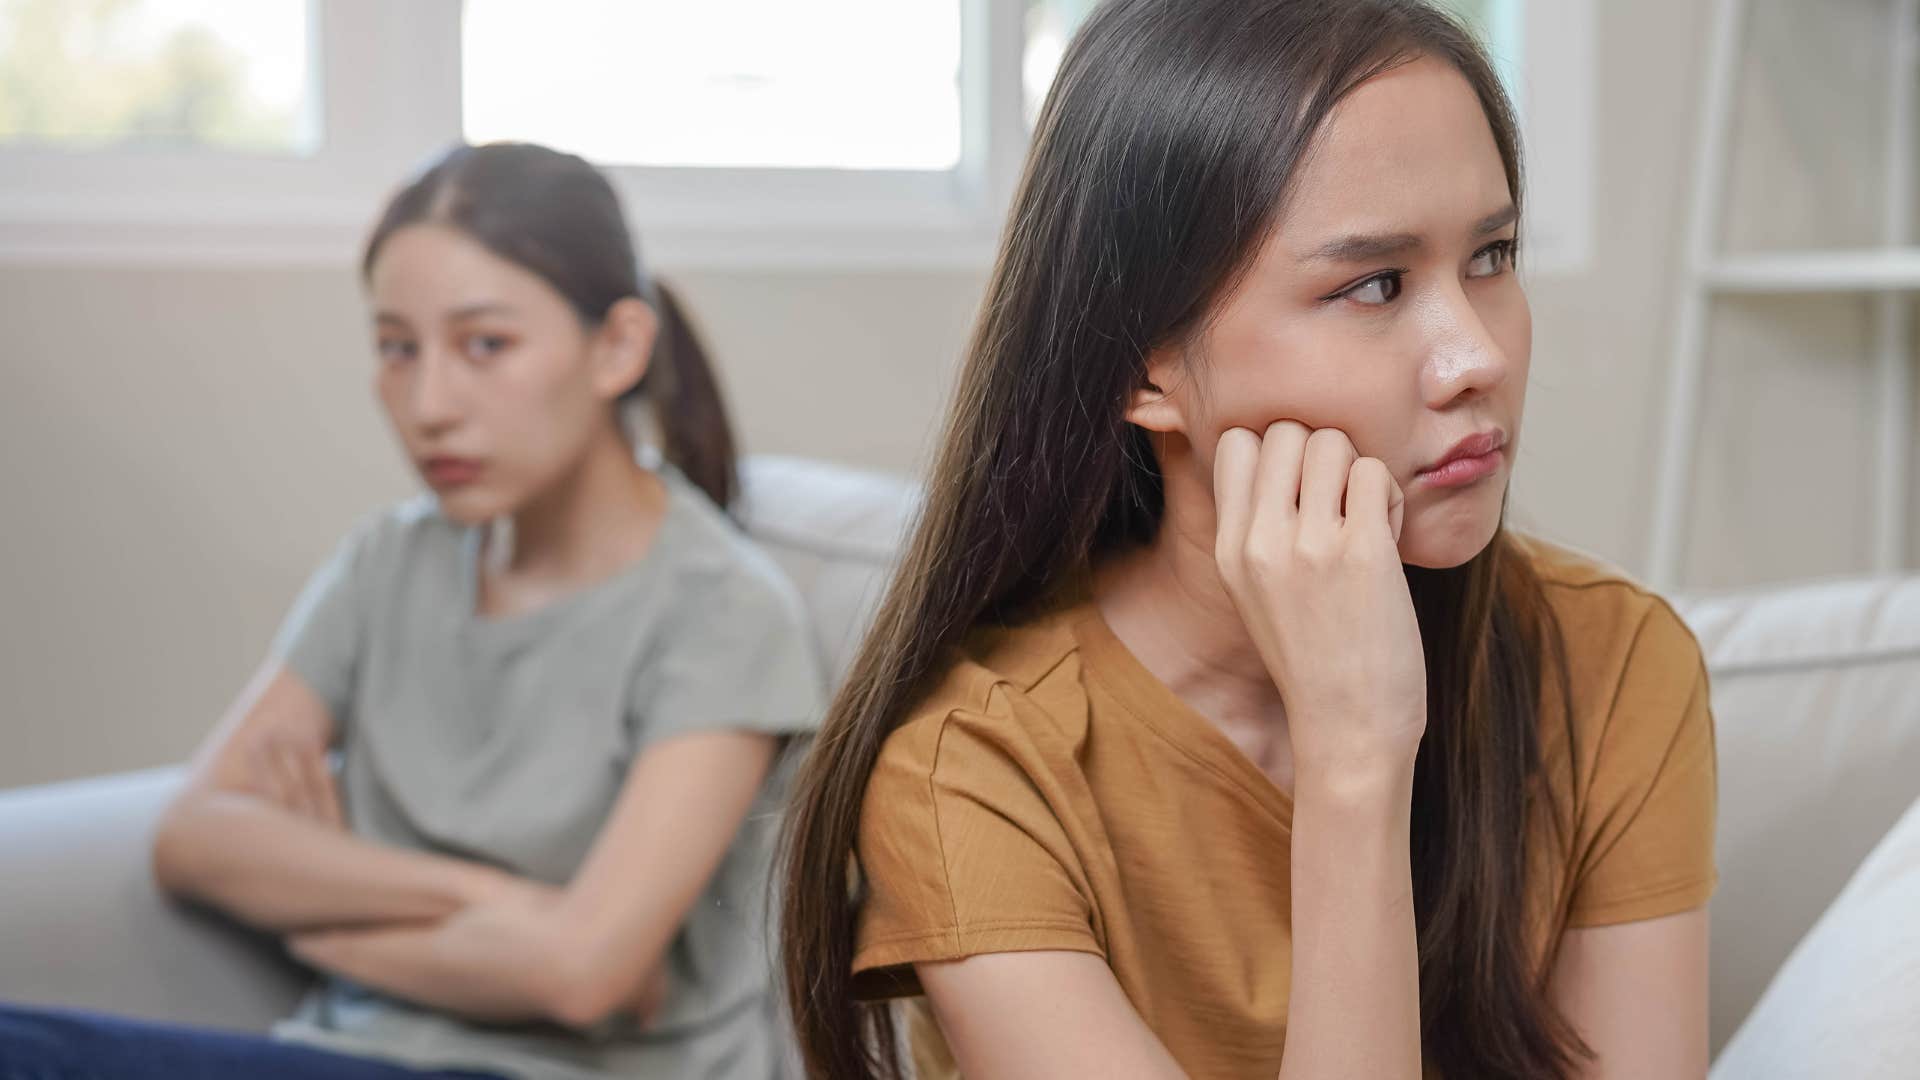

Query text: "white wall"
[1, 0, 1909, 788]
[0, 264, 982, 787]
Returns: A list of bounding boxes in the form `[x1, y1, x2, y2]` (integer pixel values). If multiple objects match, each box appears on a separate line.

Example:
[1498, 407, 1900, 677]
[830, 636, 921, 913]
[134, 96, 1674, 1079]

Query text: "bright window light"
[0, 0, 316, 154]
[462, 0, 963, 171]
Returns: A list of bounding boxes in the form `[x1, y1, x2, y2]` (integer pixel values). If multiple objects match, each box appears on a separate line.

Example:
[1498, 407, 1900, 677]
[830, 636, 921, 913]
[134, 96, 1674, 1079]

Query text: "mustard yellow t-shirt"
[851, 537, 1717, 1078]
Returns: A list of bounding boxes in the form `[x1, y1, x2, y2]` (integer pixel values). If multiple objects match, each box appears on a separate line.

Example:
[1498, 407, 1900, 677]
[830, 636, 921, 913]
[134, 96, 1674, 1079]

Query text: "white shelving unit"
[1650, 0, 1918, 589]
[1704, 249, 1920, 292]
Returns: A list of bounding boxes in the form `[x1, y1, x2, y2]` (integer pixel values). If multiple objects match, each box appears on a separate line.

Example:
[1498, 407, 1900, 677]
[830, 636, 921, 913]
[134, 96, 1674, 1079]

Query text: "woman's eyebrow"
[1473, 204, 1520, 236]
[1302, 204, 1521, 265]
[1303, 230, 1424, 264]
[447, 302, 516, 320]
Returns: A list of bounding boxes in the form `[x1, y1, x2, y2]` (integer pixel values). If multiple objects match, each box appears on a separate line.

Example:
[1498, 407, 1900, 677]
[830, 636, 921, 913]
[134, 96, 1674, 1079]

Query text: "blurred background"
[0, 0, 1912, 788]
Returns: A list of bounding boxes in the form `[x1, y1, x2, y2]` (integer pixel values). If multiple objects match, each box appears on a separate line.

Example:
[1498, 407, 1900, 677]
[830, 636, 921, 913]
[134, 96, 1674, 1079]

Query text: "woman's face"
[367, 224, 647, 525]
[1135, 56, 1529, 570]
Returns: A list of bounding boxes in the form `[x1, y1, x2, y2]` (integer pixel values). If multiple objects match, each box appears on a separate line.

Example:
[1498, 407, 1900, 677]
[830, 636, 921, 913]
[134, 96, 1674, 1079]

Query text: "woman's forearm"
[289, 921, 558, 1024]
[287, 901, 659, 1029]
[152, 790, 499, 933]
[1277, 759, 1424, 1080]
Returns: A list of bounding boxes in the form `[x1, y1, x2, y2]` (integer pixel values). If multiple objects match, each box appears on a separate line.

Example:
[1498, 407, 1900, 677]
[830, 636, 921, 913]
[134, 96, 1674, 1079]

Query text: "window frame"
[0, 0, 1590, 274]
[1510, 0, 1595, 276]
[0, 0, 461, 265]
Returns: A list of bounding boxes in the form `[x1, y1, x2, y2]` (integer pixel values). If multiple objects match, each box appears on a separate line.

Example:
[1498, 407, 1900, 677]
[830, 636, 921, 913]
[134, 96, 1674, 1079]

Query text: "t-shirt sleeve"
[627, 565, 826, 756]
[1566, 600, 1719, 927]
[851, 703, 1102, 999]
[270, 518, 379, 722]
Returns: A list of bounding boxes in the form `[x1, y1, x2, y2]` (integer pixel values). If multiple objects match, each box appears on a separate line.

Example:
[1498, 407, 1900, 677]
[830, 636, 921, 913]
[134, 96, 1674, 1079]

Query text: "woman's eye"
[463, 334, 511, 360]
[377, 339, 417, 365]
[1341, 272, 1403, 306]
[1468, 240, 1517, 278]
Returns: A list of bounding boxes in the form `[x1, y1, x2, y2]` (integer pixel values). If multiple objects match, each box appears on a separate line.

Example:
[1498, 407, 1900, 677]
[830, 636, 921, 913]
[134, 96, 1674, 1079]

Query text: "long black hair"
[780, 2, 1585, 1077]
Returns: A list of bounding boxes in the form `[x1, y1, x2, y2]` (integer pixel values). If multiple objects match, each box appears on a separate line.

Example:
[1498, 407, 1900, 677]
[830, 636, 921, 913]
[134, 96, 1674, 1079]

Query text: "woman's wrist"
[436, 858, 517, 910]
[1292, 749, 1418, 819]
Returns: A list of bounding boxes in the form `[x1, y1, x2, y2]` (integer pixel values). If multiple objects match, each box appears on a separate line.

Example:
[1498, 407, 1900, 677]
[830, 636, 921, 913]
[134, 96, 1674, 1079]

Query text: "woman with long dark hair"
[780, 2, 1714, 1078]
[0, 143, 822, 1079]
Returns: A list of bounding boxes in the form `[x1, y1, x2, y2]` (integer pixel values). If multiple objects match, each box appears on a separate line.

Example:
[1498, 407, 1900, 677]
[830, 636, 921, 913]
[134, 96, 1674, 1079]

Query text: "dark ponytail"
[361, 142, 740, 509]
[638, 281, 737, 508]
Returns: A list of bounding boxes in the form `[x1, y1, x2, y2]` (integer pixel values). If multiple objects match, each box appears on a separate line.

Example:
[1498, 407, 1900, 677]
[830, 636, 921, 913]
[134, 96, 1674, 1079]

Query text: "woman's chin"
[430, 486, 509, 526]
[1396, 508, 1504, 570]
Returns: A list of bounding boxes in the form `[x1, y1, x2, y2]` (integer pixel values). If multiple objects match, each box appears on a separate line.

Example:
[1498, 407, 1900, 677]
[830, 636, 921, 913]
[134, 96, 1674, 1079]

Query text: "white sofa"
[1, 456, 1916, 1071]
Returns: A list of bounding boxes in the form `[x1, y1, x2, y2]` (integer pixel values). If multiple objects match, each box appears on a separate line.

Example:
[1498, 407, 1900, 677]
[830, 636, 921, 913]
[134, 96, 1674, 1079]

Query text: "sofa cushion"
[738, 456, 919, 686]
[1708, 791, 1920, 1078]
[1673, 577, 1920, 1051]
[0, 767, 307, 1029]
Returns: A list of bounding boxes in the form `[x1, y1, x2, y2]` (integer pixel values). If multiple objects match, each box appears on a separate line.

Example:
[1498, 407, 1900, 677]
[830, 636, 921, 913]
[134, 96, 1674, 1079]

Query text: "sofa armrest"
[1675, 575, 1920, 1054]
[0, 767, 309, 1031]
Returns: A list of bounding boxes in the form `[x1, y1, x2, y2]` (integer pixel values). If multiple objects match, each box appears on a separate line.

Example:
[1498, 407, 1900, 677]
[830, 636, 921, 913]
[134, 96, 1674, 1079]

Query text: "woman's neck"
[503, 425, 665, 588]
[1093, 456, 1293, 771]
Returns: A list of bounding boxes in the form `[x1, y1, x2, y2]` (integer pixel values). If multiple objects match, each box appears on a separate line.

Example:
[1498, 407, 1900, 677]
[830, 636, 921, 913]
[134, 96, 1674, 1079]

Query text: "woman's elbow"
[541, 946, 658, 1031]
[544, 970, 629, 1031]
[149, 803, 200, 897]
[149, 792, 222, 898]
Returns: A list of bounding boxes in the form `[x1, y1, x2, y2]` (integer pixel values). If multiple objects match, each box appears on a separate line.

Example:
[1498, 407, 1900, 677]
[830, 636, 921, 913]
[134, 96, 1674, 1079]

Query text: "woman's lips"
[421, 457, 484, 488]
[1416, 449, 1503, 488]
[1416, 431, 1507, 489]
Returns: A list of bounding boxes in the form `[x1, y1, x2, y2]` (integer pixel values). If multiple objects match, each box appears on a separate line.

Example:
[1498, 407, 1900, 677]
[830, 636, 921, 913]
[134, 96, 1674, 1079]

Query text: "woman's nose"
[1420, 286, 1511, 407]
[407, 350, 465, 431]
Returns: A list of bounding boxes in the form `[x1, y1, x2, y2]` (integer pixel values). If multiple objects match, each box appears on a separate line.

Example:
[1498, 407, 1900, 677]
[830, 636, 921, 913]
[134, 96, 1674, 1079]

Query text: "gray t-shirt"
[267, 468, 824, 1080]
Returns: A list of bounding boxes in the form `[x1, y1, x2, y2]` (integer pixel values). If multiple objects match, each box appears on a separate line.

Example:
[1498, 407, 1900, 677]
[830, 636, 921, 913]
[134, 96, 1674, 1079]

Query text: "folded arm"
[157, 662, 779, 1028]
[152, 665, 506, 931]
[288, 727, 779, 1029]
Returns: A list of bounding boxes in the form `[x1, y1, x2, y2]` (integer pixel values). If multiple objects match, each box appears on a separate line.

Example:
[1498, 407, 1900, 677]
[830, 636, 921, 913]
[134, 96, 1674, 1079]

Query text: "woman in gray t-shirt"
[0, 144, 823, 1080]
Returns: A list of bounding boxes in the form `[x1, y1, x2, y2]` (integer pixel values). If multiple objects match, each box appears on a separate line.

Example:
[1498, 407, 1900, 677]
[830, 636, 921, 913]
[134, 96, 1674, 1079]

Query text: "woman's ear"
[591, 297, 659, 401]
[1124, 346, 1189, 434]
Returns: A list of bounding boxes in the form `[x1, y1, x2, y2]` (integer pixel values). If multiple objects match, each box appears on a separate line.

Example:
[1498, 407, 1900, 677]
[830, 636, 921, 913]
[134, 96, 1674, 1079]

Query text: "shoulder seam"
[1588, 603, 1660, 775]
[926, 708, 968, 952]
[1574, 604, 1703, 884]
[915, 645, 1070, 940]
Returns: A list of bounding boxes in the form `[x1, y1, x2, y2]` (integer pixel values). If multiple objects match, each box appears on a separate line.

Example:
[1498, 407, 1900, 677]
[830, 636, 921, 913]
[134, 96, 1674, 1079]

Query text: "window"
[1434, 0, 1523, 88]
[0, 0, 317, 155]
[0, 0, 1587, 272]
[0, 0, 998, 266]
[1022, 0, 1095, 125]
[463, 0, 963, 171]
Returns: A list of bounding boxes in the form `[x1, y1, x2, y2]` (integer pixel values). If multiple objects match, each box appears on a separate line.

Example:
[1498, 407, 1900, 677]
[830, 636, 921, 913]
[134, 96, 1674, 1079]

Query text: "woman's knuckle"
[1294, 532, 1336, 567]
[1307, 428, 1353, 455]
[1245, 539, 1286, 577]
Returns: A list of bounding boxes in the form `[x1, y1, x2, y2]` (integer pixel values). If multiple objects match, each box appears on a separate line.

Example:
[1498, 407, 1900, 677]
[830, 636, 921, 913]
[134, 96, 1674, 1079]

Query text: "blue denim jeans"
[0, 1003, 507, 1080]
